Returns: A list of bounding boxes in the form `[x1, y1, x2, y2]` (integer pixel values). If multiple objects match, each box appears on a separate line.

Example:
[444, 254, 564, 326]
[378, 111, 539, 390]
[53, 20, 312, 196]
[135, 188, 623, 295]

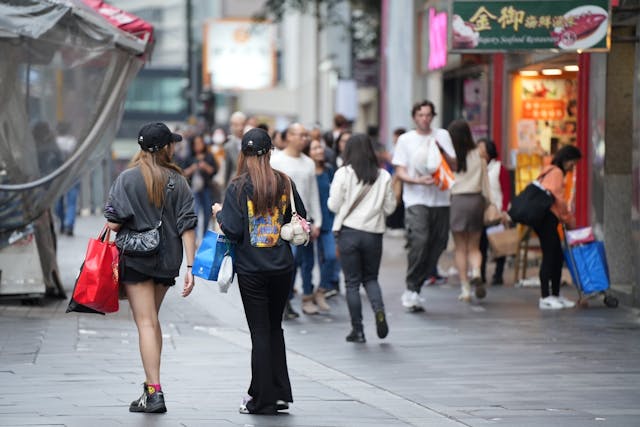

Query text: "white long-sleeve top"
[328, 165, 397, 234]
[486, 159, 503, 210]
[270, 150, 322, 228]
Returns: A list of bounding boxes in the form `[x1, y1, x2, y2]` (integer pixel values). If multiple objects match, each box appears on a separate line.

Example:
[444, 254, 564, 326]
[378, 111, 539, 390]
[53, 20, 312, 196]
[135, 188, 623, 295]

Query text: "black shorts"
[120, 267, 175, 287]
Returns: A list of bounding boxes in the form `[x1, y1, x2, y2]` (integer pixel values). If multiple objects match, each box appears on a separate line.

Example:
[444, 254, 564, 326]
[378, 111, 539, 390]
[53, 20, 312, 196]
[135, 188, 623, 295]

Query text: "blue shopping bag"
[564, 241, 610, 294]
[192, 231, 234, 281]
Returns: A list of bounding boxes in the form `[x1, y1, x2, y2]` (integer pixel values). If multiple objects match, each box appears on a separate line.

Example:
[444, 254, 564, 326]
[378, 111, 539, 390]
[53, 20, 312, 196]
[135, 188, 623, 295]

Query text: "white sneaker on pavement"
[556, 295, 576, 308]
[539, 296, 564, 310]
[401, 290, 423, 311]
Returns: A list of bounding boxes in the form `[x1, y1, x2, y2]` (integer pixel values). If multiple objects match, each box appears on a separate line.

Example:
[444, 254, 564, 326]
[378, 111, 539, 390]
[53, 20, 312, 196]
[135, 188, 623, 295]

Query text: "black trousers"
[479, 228, 506, 283]
[337, 227, 385, 329]
[238, 270, 293, 414]
[532, 211, 563, 298]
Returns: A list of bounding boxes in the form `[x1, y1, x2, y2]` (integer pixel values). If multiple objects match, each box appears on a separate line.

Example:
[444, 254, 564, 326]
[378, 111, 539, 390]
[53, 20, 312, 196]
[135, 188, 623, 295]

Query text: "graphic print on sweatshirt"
[247, 194, 288, 247]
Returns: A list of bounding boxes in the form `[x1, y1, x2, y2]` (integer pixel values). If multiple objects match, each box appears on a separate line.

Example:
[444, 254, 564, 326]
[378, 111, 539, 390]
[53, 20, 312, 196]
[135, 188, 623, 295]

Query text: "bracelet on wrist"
[187, 265, 192, 268]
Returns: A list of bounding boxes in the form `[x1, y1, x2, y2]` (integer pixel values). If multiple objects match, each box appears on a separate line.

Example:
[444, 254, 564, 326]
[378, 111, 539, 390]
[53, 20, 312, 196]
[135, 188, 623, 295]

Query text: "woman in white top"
[328, 134, 397, 343]
[448, 120, 490, 302]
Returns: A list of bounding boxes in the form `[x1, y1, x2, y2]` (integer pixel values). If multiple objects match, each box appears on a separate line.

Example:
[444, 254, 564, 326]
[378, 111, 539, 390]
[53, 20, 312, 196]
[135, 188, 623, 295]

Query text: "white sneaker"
[539, 296, 564, 310]
[458, 282, 472, 302]
[556, 295, 576, 308]
[401, 290, 416, 307]
[401, 290, 423, 311]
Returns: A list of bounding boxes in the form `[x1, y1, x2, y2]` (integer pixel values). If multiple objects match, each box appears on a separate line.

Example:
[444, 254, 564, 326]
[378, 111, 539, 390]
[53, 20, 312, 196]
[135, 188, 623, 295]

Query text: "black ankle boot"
[346, 328, 366, 343]
[375, 310, 389, 339]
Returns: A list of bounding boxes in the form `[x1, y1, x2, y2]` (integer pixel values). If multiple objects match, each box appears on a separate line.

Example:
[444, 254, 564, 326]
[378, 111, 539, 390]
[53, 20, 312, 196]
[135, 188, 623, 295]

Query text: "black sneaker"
[345, 329, 366, 343]
[283, 301, 299, 320]
[129, 383, 167, 413]
[375, 310, 389, 339]
[471, 277, 487, 299]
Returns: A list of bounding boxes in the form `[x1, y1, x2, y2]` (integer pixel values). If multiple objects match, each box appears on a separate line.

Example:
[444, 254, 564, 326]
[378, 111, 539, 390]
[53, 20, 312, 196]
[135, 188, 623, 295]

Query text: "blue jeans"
[293, 243, 315, 296]
[317, 230, 340, 290]
[55, 182, 80, 231]
[193, 188, 213, 237]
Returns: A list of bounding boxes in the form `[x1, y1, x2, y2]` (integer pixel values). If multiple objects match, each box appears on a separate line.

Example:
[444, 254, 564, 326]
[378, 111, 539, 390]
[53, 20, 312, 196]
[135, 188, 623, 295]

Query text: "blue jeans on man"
[56, 182, 80, 236]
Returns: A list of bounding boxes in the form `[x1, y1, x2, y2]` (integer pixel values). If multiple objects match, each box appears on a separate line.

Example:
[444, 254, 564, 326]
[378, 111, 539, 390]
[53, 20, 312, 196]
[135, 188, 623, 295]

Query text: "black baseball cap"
[241, 128, 272, 156]
[137, 122, 182, 153]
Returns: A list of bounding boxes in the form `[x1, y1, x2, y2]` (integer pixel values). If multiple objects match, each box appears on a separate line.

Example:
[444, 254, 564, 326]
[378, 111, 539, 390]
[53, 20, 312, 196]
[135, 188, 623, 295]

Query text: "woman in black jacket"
[105, 122, 197, 413]
[213, 128, 307, 415]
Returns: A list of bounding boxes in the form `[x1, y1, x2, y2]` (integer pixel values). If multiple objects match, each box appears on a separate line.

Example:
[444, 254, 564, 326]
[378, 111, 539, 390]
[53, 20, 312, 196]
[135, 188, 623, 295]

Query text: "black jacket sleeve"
[174, 175, 198, 234]
[217, 182, 245, 244]
[104, 173, 134, 224]
[288, 180, 307, 221]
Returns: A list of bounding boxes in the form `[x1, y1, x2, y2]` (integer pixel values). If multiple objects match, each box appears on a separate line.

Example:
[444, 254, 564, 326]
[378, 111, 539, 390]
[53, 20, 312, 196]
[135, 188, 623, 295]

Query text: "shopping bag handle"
[98, 225, 112, 242]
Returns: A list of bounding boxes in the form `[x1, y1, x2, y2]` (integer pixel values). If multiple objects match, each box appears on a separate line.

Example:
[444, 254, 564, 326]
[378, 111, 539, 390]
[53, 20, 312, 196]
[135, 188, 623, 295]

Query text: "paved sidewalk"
[0, 215, 639, 427]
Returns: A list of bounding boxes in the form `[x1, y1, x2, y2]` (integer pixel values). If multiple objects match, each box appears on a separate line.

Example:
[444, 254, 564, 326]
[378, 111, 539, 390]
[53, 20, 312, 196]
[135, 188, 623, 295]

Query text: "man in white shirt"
[271, 123, 323, 318]
[392, 101, 457, 312]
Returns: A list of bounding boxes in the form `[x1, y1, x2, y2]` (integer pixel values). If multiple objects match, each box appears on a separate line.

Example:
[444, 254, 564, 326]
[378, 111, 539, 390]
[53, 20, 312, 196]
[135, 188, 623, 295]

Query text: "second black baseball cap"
[241, 128, 272, 156]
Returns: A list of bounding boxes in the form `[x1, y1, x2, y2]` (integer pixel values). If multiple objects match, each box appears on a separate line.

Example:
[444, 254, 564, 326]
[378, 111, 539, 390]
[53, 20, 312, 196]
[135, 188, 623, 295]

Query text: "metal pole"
[186, 0, 195, 117]
[315, 2, 321, 124]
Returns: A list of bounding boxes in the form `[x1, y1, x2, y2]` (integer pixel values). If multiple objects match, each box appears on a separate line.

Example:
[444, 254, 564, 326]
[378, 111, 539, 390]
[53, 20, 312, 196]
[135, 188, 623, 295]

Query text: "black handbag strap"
[156, 176, 175, 227]
[536, 166, 557, 185]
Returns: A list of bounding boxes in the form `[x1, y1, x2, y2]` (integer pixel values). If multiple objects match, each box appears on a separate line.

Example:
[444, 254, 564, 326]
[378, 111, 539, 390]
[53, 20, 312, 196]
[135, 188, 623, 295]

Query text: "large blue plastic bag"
[192, 231, 234, 281]
[564, 241, 610, 294]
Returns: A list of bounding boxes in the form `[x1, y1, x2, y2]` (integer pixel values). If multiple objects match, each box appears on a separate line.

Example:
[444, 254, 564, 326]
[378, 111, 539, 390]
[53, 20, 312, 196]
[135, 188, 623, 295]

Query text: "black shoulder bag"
[507, 168, 555, 227]
[115, 177, 174, 257]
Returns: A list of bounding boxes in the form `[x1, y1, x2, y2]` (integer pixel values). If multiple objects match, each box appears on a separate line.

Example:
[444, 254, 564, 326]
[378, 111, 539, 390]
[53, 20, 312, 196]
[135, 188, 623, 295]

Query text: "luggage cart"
[562, 225, 618, 308]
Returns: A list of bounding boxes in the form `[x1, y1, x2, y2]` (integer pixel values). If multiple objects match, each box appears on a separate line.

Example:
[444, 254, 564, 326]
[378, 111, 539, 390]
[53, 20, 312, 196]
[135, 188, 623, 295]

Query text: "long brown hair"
[447, 119, 476, 173]
[129, 144, 182, 208]
[234, 151, 290, 215]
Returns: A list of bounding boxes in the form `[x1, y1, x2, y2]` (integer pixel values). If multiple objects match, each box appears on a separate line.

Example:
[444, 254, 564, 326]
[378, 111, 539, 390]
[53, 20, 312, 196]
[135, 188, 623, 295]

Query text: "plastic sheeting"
[0, 0, 152, 297]
[0, 0, 151, 239]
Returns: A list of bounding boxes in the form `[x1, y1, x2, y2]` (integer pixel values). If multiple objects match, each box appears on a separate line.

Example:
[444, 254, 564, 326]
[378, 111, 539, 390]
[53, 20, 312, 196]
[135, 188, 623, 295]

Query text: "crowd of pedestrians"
[98, 97, 583, 415]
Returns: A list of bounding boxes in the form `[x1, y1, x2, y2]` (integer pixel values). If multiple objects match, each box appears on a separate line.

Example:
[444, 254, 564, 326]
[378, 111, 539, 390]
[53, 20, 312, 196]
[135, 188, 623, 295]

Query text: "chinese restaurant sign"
[451, 1, 610, 52]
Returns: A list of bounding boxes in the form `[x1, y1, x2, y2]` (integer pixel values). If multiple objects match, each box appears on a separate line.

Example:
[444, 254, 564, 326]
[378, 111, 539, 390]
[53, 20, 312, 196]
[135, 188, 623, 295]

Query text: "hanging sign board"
[450, 0, 610, 52]
[203, 19, 275, 90]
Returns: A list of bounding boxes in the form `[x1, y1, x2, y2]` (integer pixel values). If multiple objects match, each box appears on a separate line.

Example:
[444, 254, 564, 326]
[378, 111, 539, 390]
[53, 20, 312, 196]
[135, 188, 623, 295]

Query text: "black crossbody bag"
[115, 177, 174, 257]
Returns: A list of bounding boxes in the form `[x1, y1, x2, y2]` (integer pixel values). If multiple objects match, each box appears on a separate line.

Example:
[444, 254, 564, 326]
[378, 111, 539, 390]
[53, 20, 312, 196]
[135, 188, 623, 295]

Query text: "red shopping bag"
[66, 226, 120, 314]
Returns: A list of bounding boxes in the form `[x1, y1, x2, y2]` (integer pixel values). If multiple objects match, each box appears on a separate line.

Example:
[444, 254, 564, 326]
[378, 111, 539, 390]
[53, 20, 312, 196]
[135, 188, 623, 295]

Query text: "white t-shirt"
[270, 150, 322, 228]
[392, 129, 455, 208]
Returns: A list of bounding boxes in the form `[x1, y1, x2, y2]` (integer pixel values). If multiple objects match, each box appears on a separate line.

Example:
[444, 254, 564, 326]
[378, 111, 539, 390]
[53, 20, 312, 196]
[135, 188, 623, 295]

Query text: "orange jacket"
[538, 165, 575, 226]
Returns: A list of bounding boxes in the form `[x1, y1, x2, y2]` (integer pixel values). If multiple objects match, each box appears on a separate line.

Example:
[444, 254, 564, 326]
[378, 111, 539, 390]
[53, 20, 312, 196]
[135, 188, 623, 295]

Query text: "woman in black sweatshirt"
[213, 128, 306, 415]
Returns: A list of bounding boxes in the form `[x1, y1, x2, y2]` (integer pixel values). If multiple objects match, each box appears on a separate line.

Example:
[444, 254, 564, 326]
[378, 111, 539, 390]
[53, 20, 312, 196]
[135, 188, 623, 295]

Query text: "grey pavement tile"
[1, 215, 640, 426]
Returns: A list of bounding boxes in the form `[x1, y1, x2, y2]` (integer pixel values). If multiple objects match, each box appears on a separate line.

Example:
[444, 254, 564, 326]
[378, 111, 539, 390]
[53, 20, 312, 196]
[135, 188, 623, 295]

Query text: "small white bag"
[414, 136, 442, 176]
[216, 255, 234, 293]
[280, 179, 310, 246]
